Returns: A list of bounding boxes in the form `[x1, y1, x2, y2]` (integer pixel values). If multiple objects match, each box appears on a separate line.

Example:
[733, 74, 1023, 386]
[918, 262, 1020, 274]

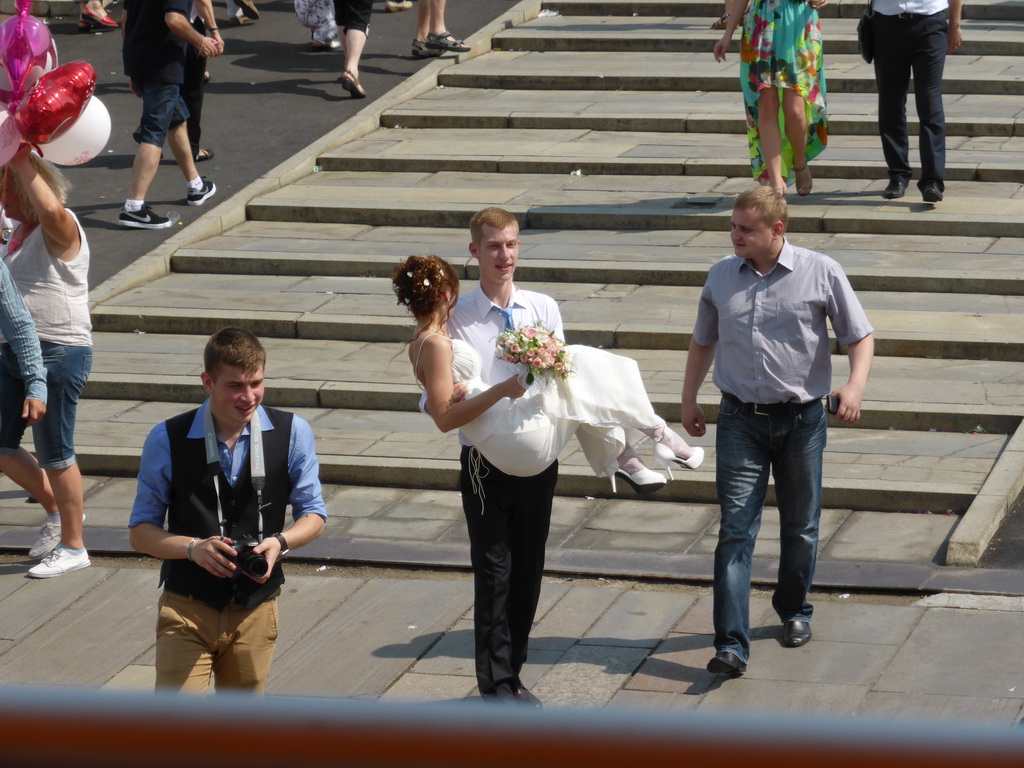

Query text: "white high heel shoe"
[605, 460, 667, 496]
[652, 443, 704, 481]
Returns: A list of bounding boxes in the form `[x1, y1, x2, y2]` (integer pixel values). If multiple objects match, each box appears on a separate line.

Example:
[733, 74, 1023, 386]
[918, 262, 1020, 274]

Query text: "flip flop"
[338, 74, 367, 99]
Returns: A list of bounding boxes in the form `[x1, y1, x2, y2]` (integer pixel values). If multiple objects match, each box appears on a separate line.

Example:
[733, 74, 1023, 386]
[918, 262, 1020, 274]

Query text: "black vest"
[159, 406, 294, 610]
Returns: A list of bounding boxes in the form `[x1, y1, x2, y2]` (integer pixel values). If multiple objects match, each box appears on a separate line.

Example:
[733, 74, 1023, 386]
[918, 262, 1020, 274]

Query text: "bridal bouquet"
[496, 324, 572, 385]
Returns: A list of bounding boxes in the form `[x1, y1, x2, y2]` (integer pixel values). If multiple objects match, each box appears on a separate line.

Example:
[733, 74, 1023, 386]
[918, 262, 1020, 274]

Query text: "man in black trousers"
[447, 208, 563, 707]
[871, 0, 962, 203]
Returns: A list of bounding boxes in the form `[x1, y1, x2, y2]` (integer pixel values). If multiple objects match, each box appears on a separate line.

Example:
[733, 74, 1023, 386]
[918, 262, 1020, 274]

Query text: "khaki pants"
[154, 590, 278, 693]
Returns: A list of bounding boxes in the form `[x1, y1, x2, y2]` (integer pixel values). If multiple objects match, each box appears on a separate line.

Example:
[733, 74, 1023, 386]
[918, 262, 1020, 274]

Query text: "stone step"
[237, 170, 1024, 239]
[0, 476, 964, 571]
[492, 17, 1024, 57]
[437, 51, 1024, 96]
[318, 127, 1024, 183]
[170, 221, 1024, 296]
[66, 398, 996, 513]
[380, 88, 1024, 137]
[90, 270, 1024, 361]
[539, 0, 1024, 22]
[83, 331, 1024, 434]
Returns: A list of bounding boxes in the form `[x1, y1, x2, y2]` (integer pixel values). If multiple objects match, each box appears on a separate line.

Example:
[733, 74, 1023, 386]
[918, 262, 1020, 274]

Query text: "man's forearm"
[682, 339, 716, 405]
[165, 12, 205, 47]
[845, 334, 874, 391]
[281, 514, 325, 551]
[130, 522, 191, 560]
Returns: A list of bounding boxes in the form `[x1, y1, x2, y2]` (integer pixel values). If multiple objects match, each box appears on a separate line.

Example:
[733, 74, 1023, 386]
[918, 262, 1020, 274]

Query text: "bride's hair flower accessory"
[496, 324, 572, 385]
[392, 255, 460, 317]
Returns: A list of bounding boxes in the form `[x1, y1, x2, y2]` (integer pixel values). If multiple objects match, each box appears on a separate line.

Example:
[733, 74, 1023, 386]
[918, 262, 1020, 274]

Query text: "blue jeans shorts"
[133, 81, 190, 148]
[0, 343, 92, 470]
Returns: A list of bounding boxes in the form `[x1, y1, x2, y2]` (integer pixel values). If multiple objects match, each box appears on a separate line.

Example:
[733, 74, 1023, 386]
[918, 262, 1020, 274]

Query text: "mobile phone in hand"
[826, 394, 839, 415]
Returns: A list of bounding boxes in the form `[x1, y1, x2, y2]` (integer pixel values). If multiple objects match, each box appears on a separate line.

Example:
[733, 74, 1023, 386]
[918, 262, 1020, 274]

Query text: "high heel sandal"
[79, 7, 119, 31]
[651, 428, 705, 481]
[652, 444, 704, 481]
[605, 460, 666, 496]
[794, 164, 813, 196]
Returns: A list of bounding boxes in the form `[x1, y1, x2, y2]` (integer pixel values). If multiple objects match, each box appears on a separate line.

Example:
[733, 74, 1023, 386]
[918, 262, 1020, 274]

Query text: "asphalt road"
[43, 0, 512, 286]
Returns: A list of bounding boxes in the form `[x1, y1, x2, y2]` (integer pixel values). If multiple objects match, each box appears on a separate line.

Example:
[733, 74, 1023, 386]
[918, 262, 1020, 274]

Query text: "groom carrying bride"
[410, 207, 701, 704]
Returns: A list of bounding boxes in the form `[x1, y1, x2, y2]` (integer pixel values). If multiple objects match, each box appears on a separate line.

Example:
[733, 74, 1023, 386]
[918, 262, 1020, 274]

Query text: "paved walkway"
[0, 558, 1022, 724]
[0, 0, 1022, 726]
[0, 0, 1021, 571]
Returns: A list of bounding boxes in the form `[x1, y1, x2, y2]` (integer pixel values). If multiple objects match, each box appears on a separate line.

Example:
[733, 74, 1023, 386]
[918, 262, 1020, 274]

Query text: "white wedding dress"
[449, 337, 663, 477]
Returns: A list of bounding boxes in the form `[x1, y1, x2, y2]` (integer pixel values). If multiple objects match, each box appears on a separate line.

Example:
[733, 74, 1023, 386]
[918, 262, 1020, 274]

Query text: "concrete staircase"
[4, 0, 1021, 577]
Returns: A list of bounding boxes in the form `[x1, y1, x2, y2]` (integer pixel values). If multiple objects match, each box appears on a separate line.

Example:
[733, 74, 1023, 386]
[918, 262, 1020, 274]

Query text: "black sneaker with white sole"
[187, 178, 216, 206]
[119, 205, 171, 229]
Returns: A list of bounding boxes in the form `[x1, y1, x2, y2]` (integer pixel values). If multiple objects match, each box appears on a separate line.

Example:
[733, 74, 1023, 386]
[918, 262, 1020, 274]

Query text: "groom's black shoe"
[882, 178, 908, 200]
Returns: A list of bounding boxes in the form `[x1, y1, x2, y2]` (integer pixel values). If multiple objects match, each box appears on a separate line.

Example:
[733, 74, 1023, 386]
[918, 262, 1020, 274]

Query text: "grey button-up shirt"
[692, 239, 873, 405]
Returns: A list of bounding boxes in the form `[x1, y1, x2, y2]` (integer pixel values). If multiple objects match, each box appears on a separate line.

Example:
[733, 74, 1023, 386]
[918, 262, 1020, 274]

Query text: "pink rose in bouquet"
[495, 324, 572, 384]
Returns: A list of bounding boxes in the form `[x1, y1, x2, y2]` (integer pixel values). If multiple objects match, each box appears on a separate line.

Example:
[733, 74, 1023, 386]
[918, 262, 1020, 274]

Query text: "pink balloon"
[14, 61, 94, 145]
[0, 14, 58, 107]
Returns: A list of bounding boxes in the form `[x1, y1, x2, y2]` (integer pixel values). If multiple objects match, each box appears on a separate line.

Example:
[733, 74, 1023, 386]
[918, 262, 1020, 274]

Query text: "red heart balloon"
[13, 61, 96, 145]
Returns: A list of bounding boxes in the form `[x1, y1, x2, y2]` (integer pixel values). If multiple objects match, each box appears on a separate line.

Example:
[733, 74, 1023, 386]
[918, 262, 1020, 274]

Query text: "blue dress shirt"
[129, 401, 327, 529]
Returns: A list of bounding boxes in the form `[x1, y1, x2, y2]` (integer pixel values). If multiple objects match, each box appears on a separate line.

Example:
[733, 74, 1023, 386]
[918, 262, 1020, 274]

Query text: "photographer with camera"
[129, 327, 326, 692]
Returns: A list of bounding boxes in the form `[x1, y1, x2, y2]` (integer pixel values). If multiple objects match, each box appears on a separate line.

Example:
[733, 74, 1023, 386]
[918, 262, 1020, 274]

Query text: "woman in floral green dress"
[714, 0, 828, 195]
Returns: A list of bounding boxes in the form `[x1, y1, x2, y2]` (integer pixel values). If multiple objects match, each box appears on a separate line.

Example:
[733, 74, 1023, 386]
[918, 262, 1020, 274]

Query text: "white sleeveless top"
[2, 210, 92, 347]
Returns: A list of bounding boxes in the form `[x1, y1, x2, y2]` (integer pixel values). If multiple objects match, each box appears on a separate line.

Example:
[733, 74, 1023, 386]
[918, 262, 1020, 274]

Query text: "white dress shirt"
[447, 283, 564, 446]
[873, 0, 948, 16]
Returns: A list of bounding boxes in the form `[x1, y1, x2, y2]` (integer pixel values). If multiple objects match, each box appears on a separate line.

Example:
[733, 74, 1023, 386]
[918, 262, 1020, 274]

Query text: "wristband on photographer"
[273, 533, 289, 556]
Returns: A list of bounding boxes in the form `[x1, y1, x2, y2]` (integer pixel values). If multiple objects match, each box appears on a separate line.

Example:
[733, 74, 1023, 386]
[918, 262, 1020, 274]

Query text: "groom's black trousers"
[460, 445, 557, 697]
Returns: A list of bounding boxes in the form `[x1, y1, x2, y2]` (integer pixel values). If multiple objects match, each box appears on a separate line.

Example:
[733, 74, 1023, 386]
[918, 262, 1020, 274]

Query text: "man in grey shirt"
[681, 187, 874, 676]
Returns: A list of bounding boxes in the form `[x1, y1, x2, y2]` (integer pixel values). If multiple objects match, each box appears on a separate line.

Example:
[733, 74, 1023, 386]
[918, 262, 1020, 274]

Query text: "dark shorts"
[133, 80, 190, 148]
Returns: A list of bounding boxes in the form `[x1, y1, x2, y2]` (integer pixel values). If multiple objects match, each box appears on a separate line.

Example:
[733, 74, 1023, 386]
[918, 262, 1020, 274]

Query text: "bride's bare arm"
[416, 336, 527, 433]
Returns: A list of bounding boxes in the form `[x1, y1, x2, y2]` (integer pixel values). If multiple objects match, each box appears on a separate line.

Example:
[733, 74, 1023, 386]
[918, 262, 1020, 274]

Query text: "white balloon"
[38, 95, 109, 166]
[0, 106, 20, 166]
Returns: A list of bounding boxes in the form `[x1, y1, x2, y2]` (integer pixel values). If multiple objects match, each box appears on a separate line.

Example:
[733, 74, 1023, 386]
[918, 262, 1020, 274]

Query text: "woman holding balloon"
[0, 144, 93, 579]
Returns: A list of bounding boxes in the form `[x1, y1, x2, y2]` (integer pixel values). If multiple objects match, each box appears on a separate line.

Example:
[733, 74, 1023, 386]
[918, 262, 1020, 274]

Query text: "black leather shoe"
[513, 687, 543, 708]
[921, 180, 943, 203]
[706, 650, 746, 675]
[782, 619, 812, 647]
[882, 178, 908, 200]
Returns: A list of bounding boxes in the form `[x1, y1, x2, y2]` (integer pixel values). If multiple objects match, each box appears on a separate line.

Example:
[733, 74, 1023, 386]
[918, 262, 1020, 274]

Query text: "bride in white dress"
[393, 255, 704, 491]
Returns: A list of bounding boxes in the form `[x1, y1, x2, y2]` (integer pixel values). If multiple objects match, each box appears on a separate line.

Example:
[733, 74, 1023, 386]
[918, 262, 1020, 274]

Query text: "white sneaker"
[28, 519, 61, 559]
[28, 547, 91, 579]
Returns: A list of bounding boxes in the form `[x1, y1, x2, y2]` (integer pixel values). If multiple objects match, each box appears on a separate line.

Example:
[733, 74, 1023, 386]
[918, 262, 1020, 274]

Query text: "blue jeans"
[133, 81, 189, 148]
[0, 343, 92, 470]
[712, 394, 827, 662]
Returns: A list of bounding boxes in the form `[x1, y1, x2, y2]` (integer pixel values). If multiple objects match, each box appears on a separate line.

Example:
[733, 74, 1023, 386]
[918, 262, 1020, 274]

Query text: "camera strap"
[203, 404, 267, 539]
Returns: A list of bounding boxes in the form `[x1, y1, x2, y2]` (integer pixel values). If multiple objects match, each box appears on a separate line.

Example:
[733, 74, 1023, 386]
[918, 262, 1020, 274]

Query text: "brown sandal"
[711, 12, 729, 29]
[794, 164, 813, 196]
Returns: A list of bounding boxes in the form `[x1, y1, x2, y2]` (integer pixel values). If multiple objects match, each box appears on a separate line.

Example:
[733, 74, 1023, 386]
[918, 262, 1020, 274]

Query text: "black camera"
[229, 534, 269, 579]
